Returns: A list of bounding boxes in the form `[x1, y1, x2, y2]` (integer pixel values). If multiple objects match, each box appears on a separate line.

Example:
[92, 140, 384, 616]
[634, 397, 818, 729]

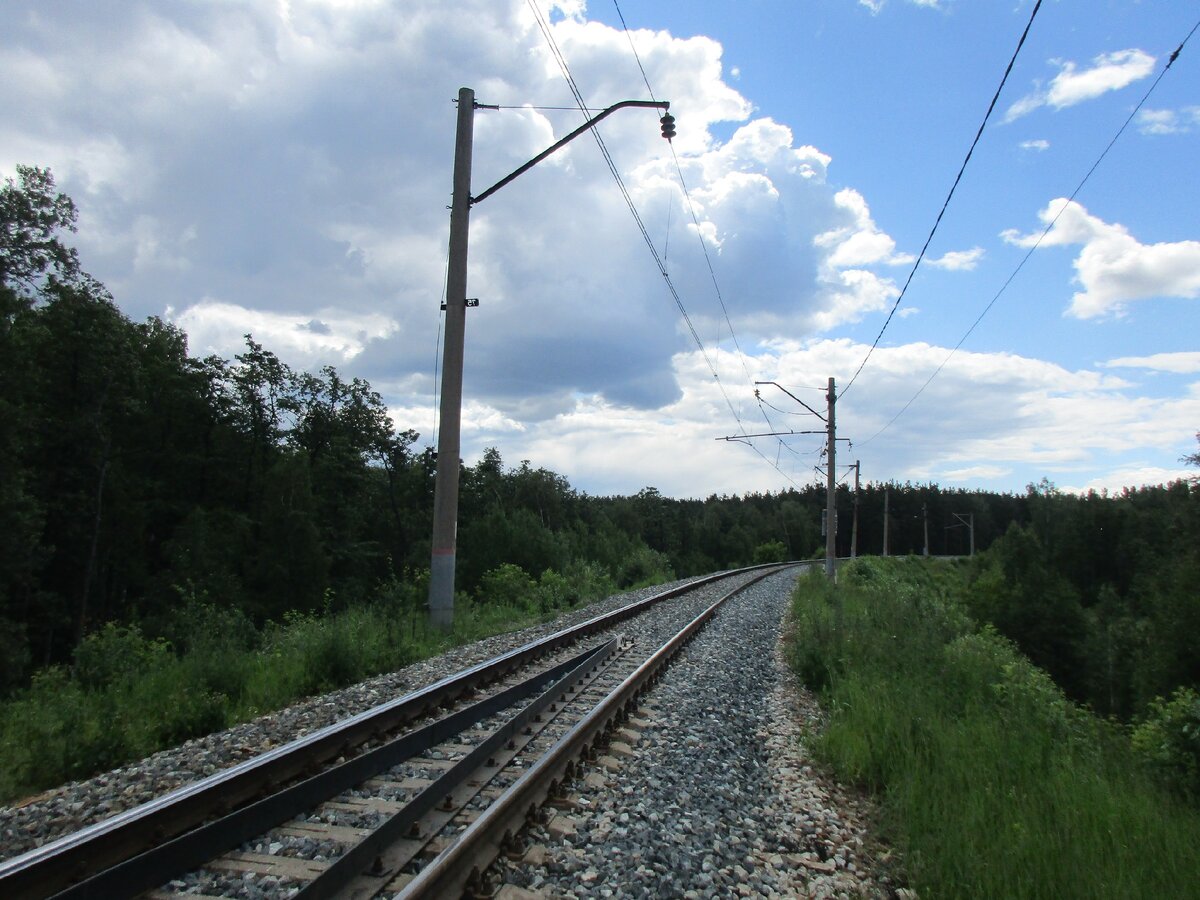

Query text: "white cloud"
[1104, 352, 1200, 374]
[1005, 49, 1155, 121]
[816, 188, 912, 268]
[486, 337, 1199, 497]
[1063, 466, 1196, 495]
[1137, 106, 1200, 135]
[1001, 199, 1200, 318]
[170, 299, 398, 364]
[1020, 139, 1050, 151]
[857, 0, 941, 12]
[5, 0, 1191, 500]
[942, 465, 1011, 481]
[927, 247, 984, 271]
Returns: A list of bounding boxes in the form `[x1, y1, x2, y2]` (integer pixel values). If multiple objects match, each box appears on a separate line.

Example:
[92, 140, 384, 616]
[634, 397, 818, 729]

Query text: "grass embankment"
[0, 562, 652, 807]
[788, 557, 1200, 899]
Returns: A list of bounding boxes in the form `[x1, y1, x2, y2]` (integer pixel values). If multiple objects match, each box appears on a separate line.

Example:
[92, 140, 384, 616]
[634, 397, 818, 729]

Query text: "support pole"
[428, 87, 475, 628]
[883, 487, 890, 556]
[922, 501, 930, 557]
[851, 460, 860, 559]
[825, 377, 836, 577]
[969, 512, 975, 557]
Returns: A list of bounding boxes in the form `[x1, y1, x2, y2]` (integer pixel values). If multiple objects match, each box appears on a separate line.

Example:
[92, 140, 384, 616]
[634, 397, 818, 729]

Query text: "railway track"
[0, 564, 794, 899]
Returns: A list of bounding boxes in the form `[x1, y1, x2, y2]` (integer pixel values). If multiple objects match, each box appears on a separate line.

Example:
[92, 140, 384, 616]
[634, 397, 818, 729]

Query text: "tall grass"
[788, 558, 1200, 899]
[0, 562, 622, 807]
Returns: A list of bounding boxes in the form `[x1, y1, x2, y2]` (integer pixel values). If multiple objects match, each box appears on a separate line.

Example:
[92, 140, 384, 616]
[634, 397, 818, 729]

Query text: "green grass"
[0, 562, 630, 806]
[788, 557, 1200, 899]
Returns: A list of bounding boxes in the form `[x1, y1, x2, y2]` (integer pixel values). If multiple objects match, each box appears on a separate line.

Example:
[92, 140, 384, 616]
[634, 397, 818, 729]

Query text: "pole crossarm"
[716, 429, 826, 441]
[471, 100, 670, 205]
[754, 381, 826, 421]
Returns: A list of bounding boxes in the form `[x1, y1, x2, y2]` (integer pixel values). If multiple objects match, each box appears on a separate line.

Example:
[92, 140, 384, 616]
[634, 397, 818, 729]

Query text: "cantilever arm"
[471, 99, 670, 205]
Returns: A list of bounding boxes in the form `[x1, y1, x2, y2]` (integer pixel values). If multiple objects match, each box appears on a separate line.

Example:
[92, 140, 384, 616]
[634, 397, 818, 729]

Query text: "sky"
[2, 0, 1198, 499]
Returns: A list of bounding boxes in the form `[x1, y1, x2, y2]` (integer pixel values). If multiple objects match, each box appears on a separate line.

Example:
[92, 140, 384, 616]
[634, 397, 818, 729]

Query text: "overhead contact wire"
[609, 0, 789, 455]
[839, 0, 1043, 400]
[860, 13, 1199, 446]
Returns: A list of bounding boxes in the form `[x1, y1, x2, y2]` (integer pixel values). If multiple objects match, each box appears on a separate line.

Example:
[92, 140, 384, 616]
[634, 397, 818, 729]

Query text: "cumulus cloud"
[927, 247, 984, 271]
[494, 336, 1198, 497]
[1104, 352, 1200, 374]
[1020, 139, 1050, 151]
[1005, 49, 1155, 121]
[15, 0, 1189, 499]
[1001, 199, 1200, 318]
[1, 0, 912, 427]
[170, 299, 399, 365]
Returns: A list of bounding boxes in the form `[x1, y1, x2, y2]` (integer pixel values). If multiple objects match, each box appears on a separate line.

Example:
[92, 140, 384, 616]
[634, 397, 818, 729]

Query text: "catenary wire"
[609, 0, 798, 458]
[528, 3, 815, 487]
[858, 15, 1199, 447]
[838, 0, 1043, 401]
[527, 1, 812, 486]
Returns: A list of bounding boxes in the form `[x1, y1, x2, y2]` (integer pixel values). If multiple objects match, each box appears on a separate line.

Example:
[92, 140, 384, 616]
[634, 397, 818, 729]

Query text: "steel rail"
[0, 565, 785, 898]
[48, 639, 620, 900]
[295, 635, 626, 899]
[397, 564, 796, 898]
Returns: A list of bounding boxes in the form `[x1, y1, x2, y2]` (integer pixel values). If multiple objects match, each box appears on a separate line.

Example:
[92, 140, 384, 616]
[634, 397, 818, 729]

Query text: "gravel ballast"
[490, 568, 901, 899]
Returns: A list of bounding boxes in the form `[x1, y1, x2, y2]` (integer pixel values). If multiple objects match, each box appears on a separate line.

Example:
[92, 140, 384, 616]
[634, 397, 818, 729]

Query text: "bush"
[476, 563, 538, 613]
[1132, 687, 1200, 800]
[0, 667, 129, 798]
[73, 622, 172, 690]
[753, 540, 788, 564]
[615, 546, 674, 588]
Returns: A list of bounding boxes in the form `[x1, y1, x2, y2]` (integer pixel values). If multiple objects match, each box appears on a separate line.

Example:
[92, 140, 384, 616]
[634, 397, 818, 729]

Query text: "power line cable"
[859, 14, 1199, 446]
[612, 0, 658, 104]
[525, 4, 750, 428]
[608, 0, 786, 443]
[839, 0, 1043, 401]
[530, 2, 809, 487]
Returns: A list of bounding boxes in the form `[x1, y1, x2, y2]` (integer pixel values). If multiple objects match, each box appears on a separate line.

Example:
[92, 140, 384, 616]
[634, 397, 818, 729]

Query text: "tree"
[0, 165, 82, 295]
[967, 523, 1089, 700]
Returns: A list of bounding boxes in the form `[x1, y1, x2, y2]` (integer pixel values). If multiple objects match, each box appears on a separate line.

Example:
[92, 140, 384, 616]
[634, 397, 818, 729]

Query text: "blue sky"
[2, 0, 1197, 497]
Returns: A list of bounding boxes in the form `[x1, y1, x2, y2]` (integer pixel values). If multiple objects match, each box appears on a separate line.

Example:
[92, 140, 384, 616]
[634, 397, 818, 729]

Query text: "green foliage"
[615, 545, 675, 588]
[0, 552, 627, 804]
[0, 164, 82, 290]
[788, 557, 1200, 898]
[72, 623, 172, 690]
[752, 540, 788, 564]
[476, 563, 537, 612]
[1132, 687, 1200, 801]
[965, 524, 1088, 700]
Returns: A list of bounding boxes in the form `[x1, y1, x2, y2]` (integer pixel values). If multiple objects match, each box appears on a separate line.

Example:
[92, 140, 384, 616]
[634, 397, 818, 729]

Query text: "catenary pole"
[427, 90, 671, 628]
[428, 87, 476, 628]
[825, 377, 836, 577]
[882, 487, 890, 556]
[851, 460, 860, 559]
